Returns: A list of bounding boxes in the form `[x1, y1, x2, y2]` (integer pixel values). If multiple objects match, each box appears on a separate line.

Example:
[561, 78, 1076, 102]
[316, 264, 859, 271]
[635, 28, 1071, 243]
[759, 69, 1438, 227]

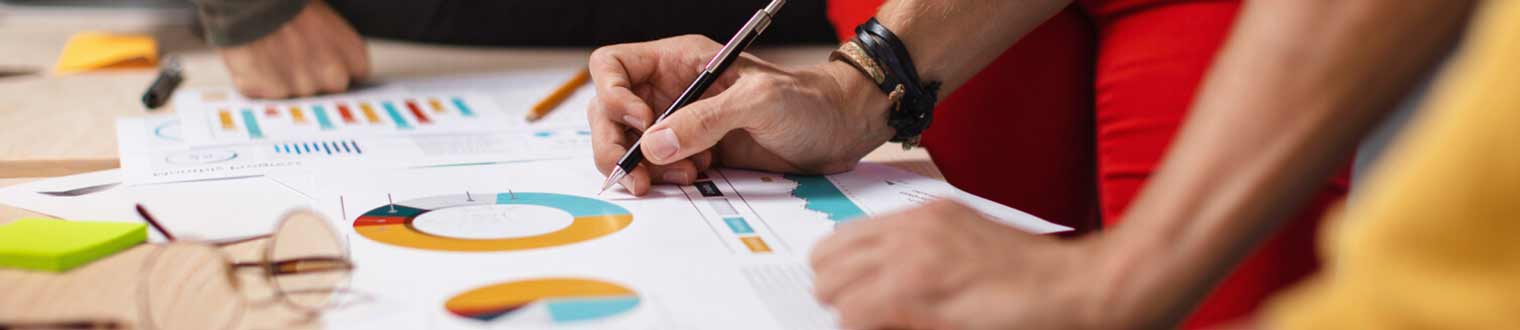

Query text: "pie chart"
[352, 192, 632, 252]
[445, 278, 642, 324]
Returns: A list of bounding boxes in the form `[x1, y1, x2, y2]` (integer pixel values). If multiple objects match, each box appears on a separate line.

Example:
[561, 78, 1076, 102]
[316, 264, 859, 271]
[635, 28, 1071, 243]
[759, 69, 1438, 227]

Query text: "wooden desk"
[0, 6, 943, 329]
[0, 6, 859, 179]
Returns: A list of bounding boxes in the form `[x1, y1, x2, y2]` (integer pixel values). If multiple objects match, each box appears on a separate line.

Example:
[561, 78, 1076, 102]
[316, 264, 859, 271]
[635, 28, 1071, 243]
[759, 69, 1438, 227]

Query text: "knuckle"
[320, 69, 349, 92]
[291, 78, 317, 96]
[589, 46, 614, 61]
[590, 45, 629, 64]
[262, 88, 289, 99]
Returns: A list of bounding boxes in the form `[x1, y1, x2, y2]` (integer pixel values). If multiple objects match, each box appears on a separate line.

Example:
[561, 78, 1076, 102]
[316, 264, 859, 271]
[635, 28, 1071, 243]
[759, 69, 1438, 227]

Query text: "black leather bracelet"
[852, 18, 941, 147]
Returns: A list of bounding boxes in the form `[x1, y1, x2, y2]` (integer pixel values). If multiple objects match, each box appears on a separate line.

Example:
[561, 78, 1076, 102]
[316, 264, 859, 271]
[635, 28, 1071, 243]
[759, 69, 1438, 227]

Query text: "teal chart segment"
[783, 174, 867, 222]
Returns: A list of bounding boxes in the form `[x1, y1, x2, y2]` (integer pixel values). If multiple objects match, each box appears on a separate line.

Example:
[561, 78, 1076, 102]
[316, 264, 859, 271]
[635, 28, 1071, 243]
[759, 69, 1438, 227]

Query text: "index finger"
[588, 43, 662, 109]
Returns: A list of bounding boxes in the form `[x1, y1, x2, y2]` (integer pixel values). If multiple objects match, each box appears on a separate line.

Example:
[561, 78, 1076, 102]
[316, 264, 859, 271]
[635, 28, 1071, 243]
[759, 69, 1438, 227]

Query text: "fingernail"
[645, 129, 679, 161]
[622, 115, 646, 130]
[662, 170, 689, 183]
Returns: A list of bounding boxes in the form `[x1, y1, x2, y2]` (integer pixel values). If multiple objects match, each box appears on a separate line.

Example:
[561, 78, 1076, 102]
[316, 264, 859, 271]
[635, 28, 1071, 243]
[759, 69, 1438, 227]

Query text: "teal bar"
[239, 109, 263, 139]
[312, 105, 335, 130]
[722, 217, 754, 234]
[382, 101, 412, 129]
[451, 97, 475, 117]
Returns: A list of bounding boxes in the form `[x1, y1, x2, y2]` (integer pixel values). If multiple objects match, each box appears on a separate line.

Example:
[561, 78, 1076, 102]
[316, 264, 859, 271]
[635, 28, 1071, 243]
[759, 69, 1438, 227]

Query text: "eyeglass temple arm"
[231, 256, 354, 276]
[134, 204, 176, 241]
[0, 320, 124, 330]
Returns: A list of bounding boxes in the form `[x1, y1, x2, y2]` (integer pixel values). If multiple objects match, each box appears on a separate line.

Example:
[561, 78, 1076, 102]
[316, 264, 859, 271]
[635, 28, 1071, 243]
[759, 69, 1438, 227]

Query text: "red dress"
[827, 1, 1349, 327]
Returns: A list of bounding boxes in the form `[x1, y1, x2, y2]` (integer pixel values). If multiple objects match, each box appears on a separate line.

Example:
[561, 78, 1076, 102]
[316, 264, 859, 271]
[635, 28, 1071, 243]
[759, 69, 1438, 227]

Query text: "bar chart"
[272, 140, 364, 157]
[180, 93, 507, 145]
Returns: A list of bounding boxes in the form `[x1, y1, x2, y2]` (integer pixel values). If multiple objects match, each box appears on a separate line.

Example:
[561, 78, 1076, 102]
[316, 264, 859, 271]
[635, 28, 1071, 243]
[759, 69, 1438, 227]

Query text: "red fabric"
[826, 1, 1350, 328]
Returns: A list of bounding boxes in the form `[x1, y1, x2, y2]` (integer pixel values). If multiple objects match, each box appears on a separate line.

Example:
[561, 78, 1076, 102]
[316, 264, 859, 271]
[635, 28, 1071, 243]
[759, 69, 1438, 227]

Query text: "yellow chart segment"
[353, 192, 634, 252]
[217, 110, 235, 130]
[446, 278, 635, 313]
[445, 278, 642, 323]
[354, 215, 630, 251]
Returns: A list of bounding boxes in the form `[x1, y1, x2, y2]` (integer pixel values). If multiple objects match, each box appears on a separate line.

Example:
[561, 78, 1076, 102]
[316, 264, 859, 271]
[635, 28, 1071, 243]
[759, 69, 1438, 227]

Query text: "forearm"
[822, 0, 1070, 153]
[873, 0, 1072, 96]
[1098, 0, 1472, 326]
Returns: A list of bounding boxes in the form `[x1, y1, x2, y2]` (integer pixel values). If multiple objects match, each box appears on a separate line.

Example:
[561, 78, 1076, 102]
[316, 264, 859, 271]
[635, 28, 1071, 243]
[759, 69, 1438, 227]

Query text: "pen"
[527, 68, 591, 122]
[140, 56, 183, 110]
[599, 0, 787, 194]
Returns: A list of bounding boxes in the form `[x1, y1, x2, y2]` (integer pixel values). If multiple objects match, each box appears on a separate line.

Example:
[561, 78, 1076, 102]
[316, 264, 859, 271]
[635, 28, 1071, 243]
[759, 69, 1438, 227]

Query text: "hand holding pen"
[586, 0, 897, 195]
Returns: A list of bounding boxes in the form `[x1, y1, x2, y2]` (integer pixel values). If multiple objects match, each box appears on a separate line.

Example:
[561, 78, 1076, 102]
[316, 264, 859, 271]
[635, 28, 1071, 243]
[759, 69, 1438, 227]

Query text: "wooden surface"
[0, 5, 943, 329]
[0, 6, 841, 178]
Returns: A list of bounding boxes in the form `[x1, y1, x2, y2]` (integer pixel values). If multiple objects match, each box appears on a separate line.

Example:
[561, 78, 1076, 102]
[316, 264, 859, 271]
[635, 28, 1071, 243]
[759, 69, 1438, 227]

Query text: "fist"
[217, 0, 369, 99]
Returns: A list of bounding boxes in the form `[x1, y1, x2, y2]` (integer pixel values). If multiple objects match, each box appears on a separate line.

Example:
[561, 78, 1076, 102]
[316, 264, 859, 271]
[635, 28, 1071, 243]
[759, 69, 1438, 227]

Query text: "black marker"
[140, 56, 183, 109]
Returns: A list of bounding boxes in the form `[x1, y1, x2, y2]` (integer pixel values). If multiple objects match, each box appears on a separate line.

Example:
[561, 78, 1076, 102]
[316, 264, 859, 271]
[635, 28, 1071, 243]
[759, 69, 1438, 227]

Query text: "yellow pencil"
[527, 68, 591, 122]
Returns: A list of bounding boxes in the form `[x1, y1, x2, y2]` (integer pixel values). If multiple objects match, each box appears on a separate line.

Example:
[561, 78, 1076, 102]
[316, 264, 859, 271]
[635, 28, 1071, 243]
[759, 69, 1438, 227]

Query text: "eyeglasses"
[0, 205, 359, 330]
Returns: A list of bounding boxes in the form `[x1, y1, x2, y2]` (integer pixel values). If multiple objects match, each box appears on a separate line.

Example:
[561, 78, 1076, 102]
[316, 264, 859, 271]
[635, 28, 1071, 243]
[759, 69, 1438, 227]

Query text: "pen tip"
[599, 168, 626, 196]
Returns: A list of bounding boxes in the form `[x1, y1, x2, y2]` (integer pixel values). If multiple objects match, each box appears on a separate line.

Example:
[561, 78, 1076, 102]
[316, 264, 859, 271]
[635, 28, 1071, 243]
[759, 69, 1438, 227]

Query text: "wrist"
[822, 60, 896, 143]
[1080, 226, 1200, 329]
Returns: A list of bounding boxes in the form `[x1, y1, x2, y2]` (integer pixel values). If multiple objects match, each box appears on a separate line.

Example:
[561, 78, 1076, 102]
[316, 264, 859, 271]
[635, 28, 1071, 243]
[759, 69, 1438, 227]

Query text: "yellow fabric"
[53, 31, 158, 74]
[1266, 1, 1520, 328]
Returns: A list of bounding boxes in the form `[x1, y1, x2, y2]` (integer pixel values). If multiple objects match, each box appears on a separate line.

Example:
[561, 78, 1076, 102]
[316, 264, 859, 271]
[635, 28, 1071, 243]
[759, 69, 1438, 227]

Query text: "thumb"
[639, 94, 745, 165]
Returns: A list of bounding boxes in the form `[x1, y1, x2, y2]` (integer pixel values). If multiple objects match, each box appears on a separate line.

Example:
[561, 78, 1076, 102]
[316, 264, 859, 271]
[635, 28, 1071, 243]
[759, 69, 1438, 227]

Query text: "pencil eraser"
[0, 218, 146, 272]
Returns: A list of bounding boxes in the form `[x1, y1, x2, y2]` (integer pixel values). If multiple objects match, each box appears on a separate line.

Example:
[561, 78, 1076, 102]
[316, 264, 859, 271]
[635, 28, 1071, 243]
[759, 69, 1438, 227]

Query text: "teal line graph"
[783, 174, 866, 222]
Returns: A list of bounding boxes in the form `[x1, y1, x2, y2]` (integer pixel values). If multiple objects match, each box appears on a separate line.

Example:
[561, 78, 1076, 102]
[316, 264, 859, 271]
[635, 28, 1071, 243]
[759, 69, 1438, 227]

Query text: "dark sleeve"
[191, 0, 309, 47]
[325, 0, 834, 47]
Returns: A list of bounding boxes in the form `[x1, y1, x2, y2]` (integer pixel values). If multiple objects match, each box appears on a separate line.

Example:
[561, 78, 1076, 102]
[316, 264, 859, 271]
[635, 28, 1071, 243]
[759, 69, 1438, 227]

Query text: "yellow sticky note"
[0, 218, 147, 272]
[53, 31, 158, 74]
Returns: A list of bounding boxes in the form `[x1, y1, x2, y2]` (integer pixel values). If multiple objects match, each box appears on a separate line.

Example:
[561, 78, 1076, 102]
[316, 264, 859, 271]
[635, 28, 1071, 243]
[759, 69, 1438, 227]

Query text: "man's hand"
[810, 200, 1123, 330]
[586, 35, 895, 195]
[217, 0, 369, 99]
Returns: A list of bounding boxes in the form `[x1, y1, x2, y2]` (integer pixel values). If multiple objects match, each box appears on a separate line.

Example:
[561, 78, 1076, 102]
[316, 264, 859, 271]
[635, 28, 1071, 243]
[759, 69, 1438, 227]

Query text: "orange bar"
[336, 103, 357, 123]
[359, 102, 381, 124]
[740, 236, 772, 253]
[405, 100, 432, 124]
[265, 105, 279, 117]
[290, 106, 307, 124]
[217, 109, 235, 130]
[427, 98, 446, 113]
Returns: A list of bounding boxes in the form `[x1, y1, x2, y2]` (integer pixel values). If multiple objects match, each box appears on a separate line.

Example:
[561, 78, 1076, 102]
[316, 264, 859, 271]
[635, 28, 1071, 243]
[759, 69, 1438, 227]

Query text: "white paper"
[118, 114, 592, 185]
[174, 88, 524, 145]
[392, 68, 595, 130]
[125, 69, 599, 185]
[0, 170, 314, 242]
[310, 159, 1068, 330]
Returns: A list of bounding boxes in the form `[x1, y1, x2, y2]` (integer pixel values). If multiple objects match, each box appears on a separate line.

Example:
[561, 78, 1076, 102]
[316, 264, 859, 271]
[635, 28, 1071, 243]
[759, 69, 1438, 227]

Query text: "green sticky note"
[0, 218, 147, 272]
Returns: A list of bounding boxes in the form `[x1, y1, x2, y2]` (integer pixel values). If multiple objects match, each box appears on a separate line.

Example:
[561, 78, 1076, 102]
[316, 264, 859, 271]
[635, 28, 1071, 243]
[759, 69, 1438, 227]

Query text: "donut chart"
[353, 192, 632, 252]
[445, 278, 641, 324]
